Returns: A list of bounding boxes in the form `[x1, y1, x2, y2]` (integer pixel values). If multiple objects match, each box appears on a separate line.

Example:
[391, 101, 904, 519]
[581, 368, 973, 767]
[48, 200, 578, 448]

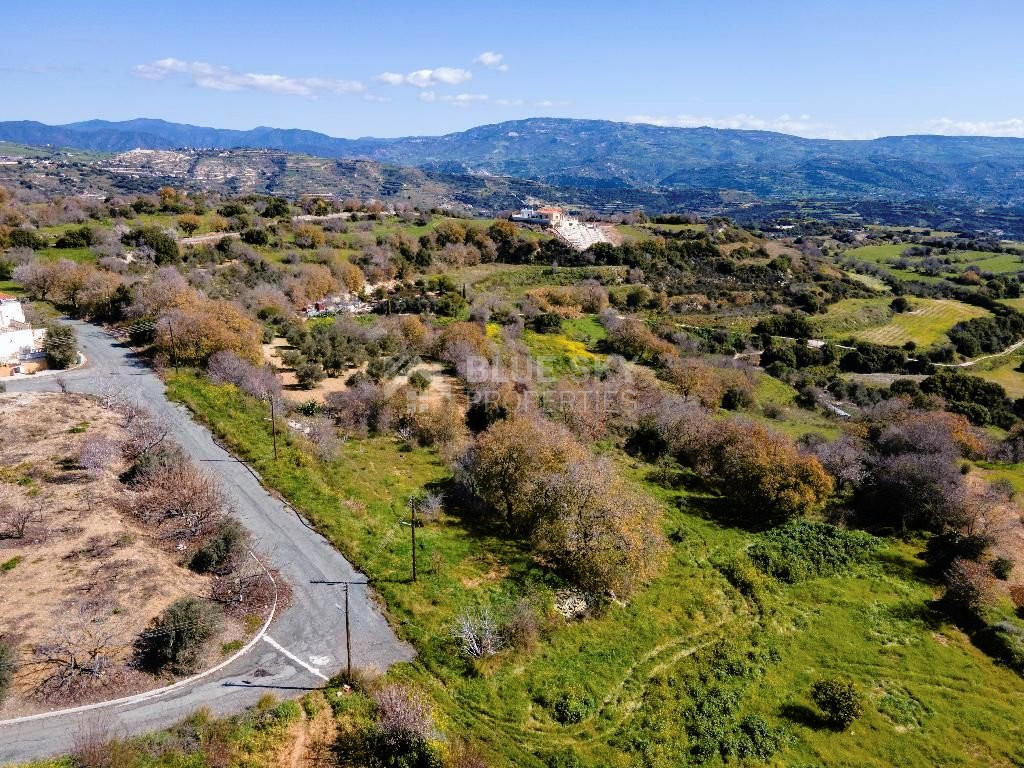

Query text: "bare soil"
[0, 393, 246, 716]
[263, 337, 462, 407]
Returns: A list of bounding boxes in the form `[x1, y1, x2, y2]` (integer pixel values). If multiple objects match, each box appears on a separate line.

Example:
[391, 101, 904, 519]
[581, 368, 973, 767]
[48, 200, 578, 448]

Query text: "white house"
[510, 205, 565, 226]
[0, 295, 46, 370]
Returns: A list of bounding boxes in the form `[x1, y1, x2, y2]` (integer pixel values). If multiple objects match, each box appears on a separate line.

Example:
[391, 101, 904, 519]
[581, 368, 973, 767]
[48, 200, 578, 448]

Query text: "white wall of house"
[0, 328, 39, 364]
[0, 299, 27, 327]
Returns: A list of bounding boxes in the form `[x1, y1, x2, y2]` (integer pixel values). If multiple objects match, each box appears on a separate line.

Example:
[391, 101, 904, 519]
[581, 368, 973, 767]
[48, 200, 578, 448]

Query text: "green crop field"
[815, 297, 990, 348]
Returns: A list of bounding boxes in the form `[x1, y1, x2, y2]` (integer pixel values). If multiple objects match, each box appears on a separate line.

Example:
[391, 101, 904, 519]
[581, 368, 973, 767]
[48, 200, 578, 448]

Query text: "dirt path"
[285, 711, 307, 768]
[179, 231, 239, 246]
[934, 338, 1024, 368]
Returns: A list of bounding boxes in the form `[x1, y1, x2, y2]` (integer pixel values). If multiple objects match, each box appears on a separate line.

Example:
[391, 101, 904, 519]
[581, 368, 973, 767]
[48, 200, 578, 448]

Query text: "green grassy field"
[161, 366, 1024, 767]
[969, 353, 1024, 399]
[843, 270, 891, 292]
[845, 243, 1024, 286]
[615, 222, 706, 241]
[465, 264, 624, 298]
[814, 297, 990, 348]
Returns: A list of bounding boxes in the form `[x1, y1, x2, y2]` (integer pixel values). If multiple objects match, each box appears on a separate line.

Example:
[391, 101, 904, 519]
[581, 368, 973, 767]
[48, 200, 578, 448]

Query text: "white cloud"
[420, 91, 489, 107]
[374, 72, 406, 86]
[363, 93, 392, 103]
[495, 98, 525, 107]
[133, 58, 363, 97]
[474, 51, 509, 71]
[533, 99, 571, 109]
[928, 117, 1024, 137]
[375, 67, 472, 88]
[623, 113, 866, 139]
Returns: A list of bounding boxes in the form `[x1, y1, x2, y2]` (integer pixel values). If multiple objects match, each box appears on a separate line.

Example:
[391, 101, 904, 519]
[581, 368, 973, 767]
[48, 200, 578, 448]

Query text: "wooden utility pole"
[269, 394, 278, 461]
[319, 579, 368, 680]
[407, 497, 418, 582]
[344, 582, 352, 679]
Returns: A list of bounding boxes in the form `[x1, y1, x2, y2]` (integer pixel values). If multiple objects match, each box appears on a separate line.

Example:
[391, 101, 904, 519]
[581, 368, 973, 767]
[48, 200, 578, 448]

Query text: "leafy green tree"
[811, 677, 863, 729]
[262, 197, 291, 219]
[295, 361, 327, 389]
[44, 322, 78, 369]
[177, 214, 202, 236]
[121, 226, 180, 265]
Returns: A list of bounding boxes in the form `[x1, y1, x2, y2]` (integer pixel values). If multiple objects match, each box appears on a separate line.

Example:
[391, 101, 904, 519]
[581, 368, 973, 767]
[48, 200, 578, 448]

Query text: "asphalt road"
[0, 320, 413, 764]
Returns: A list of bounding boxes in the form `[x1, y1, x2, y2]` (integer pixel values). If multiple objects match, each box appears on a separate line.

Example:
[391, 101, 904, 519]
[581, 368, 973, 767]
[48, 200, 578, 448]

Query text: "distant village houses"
[0, 295, 47, 375]
[302, 292, 374, 319]
[510, 206, 565, 226]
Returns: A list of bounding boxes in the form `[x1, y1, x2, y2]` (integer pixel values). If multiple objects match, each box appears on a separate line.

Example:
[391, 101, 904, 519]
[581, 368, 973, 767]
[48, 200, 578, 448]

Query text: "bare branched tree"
[372, 684, 435, 749]
[453, 608, 504, 658]
[120, 458, 225, 541]
[120, 408, 172, 461]
[0, 490, 32, 540]
[78, 437, 120, 479]
[31, 607, 128, 701]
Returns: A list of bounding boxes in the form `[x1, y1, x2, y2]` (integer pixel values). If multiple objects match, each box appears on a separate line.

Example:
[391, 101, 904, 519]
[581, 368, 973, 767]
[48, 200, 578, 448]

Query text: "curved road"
[0, 320, 413, 764]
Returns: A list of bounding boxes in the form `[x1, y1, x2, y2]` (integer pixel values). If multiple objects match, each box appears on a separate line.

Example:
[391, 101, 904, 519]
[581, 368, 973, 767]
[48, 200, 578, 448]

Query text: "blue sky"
[3, 0, 1023, 139]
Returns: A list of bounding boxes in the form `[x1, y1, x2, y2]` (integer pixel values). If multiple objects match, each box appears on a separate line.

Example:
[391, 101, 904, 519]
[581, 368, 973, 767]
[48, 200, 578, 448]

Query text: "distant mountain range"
[3, 117, 1024, 204]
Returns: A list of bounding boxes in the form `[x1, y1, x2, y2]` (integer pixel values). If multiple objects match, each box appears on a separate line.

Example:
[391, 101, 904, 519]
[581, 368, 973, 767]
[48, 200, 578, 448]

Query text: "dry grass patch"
[0, 393, 245, 715]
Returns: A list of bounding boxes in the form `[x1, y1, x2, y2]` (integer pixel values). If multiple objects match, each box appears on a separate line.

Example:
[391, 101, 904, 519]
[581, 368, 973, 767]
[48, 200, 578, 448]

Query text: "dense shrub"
[121, 225, 180, 265]
[921, 368, 1019, 427]
[748, 522, 878, 582]
[55, 225, 96, 248]
[991, 557, 1014, 581]
[189, 519, 248, 574]
[138, 597, 220, 673]
[8, 228, 48, 250]
[947, 310, 1024, 357]
[810, 677, 863, 729]
[241, 227, 270, 246]
[753, 313, 814, 338]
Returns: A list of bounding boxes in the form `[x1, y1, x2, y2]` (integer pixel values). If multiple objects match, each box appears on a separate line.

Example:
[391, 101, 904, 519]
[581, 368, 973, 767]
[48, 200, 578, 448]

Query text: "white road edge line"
[262, 636, 330, 681]
[0, 551, 278, 728]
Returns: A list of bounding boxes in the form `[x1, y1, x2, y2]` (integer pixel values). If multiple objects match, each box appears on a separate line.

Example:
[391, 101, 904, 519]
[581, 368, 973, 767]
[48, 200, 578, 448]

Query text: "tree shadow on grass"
[874, 547, 933, 583]
[686, 494, 788, 533]
[780, 702, 830, 730]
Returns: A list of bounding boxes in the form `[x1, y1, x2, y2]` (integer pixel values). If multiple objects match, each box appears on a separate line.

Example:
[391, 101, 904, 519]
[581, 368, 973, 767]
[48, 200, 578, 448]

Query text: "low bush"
[138, 597, 220, 673]
[748, 521, 877, 582]
[190, 518, 248, 574]
[0, 639, 16, 704]
[991, 557, 1014, 581]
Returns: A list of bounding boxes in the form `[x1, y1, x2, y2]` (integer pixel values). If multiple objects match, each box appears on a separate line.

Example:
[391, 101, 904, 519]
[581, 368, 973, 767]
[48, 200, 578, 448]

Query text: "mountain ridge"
[3, 117, 1024, 203]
